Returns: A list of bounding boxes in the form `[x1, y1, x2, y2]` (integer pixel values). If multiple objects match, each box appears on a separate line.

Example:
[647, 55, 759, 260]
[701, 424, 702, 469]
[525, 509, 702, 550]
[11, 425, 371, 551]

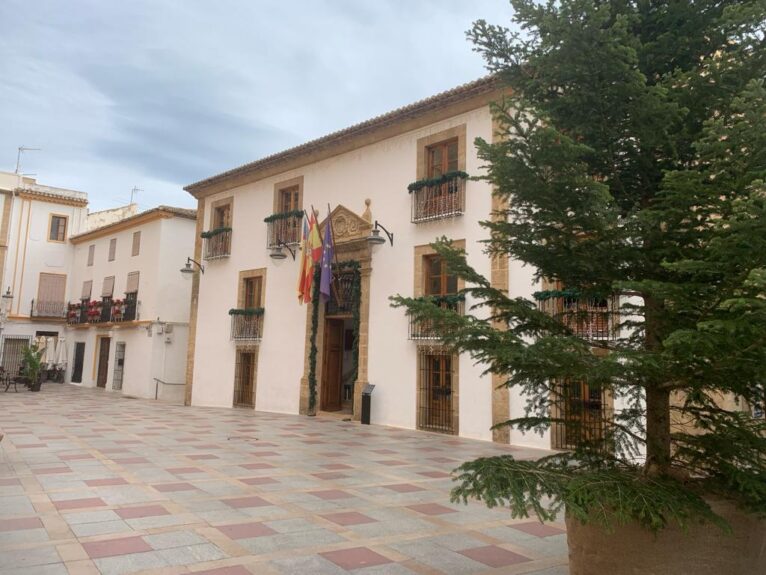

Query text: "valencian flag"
[301, 211, 323, 304]
[319, 207, 334, 303]
[296, 214, 309, 302]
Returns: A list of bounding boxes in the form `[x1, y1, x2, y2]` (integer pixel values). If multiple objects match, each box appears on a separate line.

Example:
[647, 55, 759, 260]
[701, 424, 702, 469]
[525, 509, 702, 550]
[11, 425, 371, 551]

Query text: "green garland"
[307, 264, 321, 412]
[228, 307, 265, 316]
[407, 170, 469, 193]
[263, 209, 303, 223]
[200, 227, 232, 239]
[416, 293, 466, 306]
[306, 260, 362, 415]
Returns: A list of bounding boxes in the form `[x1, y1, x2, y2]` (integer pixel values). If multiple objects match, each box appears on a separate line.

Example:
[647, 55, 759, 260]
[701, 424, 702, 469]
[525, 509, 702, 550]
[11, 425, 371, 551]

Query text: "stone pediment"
[318, 204, 372, 245]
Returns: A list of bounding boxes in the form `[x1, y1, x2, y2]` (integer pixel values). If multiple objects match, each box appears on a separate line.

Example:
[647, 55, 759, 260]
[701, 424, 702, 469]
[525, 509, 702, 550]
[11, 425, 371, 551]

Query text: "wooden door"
[321, 319, 344, 411]
[72, 342, 85, 383]
[96, 337, 111, 388]
[419, 353, 454, 433]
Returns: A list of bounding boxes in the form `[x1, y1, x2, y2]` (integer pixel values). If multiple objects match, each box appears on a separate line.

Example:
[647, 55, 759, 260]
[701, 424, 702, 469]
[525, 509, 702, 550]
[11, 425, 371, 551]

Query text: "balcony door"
[96, 337, 110, 388]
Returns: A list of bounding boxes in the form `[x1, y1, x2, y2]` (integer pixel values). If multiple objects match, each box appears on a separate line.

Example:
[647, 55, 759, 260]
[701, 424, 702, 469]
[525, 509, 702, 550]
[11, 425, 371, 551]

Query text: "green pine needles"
[393, 0, 766, 533]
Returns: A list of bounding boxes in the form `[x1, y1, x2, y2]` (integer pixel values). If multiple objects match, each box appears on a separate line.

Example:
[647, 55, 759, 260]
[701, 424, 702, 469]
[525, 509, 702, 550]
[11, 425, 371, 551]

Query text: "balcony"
[408, 296, 465, 340]
[537, 293, 618, 341]
[230, 308, 264, 342]
[30, 300, 66, 319]
[67, 297, 140, 326]
[265, 210, 303, 249]
[202, 228, 232, 260]
[409, 171, 467, 223]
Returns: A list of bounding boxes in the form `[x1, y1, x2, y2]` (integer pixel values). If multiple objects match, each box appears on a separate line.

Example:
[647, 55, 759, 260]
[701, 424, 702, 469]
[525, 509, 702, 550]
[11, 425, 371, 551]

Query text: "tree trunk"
[644, 295, 671, 475]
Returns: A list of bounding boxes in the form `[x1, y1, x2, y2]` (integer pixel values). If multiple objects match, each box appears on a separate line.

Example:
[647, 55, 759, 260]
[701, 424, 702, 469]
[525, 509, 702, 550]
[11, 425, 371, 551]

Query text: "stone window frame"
[237, 268, 267, 309]
[209, 196, 234, 229]
[416, 124, 467, 180]
[412, 240, 465, 435]
[272, 176, 304, 214]
[47, 213, 68, 243]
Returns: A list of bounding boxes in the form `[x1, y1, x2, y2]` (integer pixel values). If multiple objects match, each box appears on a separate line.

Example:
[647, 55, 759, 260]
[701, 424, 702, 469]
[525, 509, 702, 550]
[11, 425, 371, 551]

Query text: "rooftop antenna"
[130, 186, 142, 205]
[15, 146, 41, 175]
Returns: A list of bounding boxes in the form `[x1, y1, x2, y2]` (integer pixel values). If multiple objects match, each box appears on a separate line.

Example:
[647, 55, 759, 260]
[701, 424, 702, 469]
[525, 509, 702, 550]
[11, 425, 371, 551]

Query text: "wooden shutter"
[101, 276, 115, 297]
[125, 271, 140, 294]
[131, 231, 141, 256]
[87, 245, 95, 266]
[81, 280, 92, 299]
[38, 273, 66, 303]
[108, 238, 117, 261]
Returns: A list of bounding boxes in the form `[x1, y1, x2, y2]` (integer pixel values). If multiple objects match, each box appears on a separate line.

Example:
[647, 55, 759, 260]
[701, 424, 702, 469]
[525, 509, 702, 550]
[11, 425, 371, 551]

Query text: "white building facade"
[0, 171, 88, 376]
[184, 78, 560, 448]
[66, 207, 196, 402]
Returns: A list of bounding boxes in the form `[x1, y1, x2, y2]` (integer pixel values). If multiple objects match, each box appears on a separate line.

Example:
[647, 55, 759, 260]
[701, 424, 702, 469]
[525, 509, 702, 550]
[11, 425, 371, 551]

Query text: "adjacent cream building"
[0, 171, 88, 375]
[66, 206, 196, 401]
[183, 77, 556, 447]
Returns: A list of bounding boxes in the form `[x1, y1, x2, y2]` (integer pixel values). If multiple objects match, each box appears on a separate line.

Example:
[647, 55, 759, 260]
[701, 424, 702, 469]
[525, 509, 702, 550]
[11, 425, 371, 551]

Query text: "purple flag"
[319, 210, 334, 302]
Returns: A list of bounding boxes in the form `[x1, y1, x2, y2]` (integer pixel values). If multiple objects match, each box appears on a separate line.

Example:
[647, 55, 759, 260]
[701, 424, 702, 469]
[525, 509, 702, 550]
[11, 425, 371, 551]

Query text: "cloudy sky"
[0, 1, 513, 212]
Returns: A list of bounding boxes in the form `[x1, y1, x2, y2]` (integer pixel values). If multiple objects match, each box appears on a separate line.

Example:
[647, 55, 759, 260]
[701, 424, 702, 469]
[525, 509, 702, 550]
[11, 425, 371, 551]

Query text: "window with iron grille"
[233, 349, 256, 408]
[203, 201, 233, 259]
[538, 282, 618, 341]
[411, 139, 465, 222]
[417, 347, 457, 434]
[409, 255, 462, 339]
[551, 379, 612, 452]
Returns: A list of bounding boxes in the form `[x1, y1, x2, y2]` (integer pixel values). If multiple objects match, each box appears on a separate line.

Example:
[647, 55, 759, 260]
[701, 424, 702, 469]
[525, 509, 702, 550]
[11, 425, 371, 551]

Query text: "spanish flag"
[300, 211, 323, 304]
[296, 214, 309, 302]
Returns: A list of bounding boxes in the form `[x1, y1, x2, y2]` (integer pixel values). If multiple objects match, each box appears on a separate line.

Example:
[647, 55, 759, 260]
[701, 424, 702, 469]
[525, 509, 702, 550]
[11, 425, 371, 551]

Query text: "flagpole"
[325, 204, 342, 307]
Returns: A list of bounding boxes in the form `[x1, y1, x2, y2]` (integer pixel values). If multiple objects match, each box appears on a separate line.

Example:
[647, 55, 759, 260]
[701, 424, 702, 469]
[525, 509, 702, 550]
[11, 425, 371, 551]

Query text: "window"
[424, 255, 457, 296]
[417, 348, 458, 434]
[268, 177, 304, 247]
[35, 273, 66, 317]
[101, 276, 115, 298]
[243, 276, 263, 309]
[213, 204, 231, 229]
[278, 186, 301, 213]
[131, 231, 141, 256]
[108, 238, 117, 261]
[49, 215, 68, 242]
[427, 139, 459, 178]
[125, 271, 140, 294]
[204, 197, 233, 260]
[87, 245, 95, 266]
[81, 280, 92, 301]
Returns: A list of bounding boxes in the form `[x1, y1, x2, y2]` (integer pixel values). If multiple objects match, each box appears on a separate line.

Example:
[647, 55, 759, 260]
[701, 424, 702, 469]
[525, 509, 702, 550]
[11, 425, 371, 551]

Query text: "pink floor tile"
[153, 482, 197, 492]
[321, 547, 393, 570]
[0, 517, 44, 532]
[375, 460, 408, 466]
[312, 472, 348, 480]
[310, 489, 353, 500]
[429, 456, 457, 463]
[225, 496, 271, 508]
[321, 463, 352, 470]
[372, 449, 397, 455]
[251, 451, 280, 457]
[417, 471, 451, 478]
[510, 521, 566, 537]
[83, 535, 152, 558]
[217, 521, 277, 539]
[322, 511, 377, 526]
[15, 443, 47, 448]
[188, 454, 219, 460]
[240, 462, 274, 470]
[459, 545, 531, 567]
[383, 483, 425, 493]
[33, 467, 71, 475]
[115, 505, 169, 519]
[53, 497, 107, 510]
[407, 503, 456, 516]
[0, 478, 20, 486]
[85, 478, 128, 487]
[240, 476, 278, 485]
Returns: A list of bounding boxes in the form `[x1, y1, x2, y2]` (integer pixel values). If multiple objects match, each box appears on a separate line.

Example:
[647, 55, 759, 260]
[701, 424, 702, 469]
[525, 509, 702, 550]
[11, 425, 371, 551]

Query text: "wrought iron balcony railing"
[202, 228, 232, 260]
[265, 212, 302, 248]
[67, 298, 140, 325]
[230, 309, 264, 342]
[30, 300, 67, 319]
[538, 295, 618, 341]
[410, 173, 466, 223]
[408, 298, 465, 340]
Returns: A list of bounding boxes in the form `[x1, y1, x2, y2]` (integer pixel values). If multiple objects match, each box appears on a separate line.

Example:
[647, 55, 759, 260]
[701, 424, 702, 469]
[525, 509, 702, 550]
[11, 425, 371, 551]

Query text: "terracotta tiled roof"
[184, 75, 502, 194]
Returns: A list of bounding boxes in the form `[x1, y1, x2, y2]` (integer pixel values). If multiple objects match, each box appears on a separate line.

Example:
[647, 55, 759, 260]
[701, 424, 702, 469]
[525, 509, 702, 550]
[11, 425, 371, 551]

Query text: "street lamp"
[180, 257, 205, 275]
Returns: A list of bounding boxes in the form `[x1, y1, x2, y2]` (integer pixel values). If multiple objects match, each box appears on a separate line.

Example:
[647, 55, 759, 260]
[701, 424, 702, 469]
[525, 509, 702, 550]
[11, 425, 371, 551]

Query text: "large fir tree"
[393, 0, 766, 530]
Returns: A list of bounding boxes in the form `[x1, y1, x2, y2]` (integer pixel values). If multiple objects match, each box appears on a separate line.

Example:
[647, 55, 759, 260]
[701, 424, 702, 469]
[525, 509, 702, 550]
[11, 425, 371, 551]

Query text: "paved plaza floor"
[0, 384, 568, 575]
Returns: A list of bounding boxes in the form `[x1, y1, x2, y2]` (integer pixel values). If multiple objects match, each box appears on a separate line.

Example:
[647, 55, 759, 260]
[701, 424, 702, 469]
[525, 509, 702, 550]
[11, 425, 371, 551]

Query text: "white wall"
[191, 105, 514, 442]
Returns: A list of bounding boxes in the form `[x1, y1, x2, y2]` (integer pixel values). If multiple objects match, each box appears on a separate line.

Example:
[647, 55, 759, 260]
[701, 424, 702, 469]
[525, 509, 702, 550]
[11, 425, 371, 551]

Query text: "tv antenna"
[130, 186, 143, 205]
[15, 146, 41, 174]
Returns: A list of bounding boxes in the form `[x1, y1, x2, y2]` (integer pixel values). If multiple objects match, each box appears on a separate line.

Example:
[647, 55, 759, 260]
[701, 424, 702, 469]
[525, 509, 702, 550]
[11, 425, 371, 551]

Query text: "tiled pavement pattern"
[0, 384, 568, 575]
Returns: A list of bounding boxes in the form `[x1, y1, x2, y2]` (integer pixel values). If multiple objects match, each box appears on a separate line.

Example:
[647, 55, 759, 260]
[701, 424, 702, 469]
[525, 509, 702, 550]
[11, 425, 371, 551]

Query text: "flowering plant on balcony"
[112, 299, 124, 317]
[86, 300, 101, 319]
